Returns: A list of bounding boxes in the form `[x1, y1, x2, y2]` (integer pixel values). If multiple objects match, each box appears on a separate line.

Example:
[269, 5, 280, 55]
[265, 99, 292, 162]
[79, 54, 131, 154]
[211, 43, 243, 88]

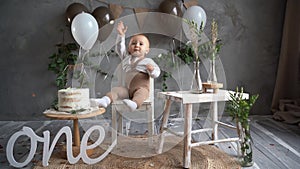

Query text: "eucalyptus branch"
[227, 87, 259, 126]
[184, 19, 204, 62]
[183, 19, 204, 37]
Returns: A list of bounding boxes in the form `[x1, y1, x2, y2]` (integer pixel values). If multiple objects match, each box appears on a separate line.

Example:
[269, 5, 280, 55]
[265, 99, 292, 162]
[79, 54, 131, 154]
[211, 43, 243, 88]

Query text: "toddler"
[94, 21, 160, 111]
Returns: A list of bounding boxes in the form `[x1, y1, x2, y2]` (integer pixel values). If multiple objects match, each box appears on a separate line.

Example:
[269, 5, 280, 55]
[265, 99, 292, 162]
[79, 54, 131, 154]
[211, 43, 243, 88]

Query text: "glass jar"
[239, 120, 254, 167]
[207, 58, 217, 84]
[190, 61, 202, 93]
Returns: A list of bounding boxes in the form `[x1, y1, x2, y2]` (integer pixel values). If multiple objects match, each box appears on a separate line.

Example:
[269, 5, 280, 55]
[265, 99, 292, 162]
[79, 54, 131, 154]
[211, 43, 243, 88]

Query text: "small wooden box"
[202, 82, 223, 93]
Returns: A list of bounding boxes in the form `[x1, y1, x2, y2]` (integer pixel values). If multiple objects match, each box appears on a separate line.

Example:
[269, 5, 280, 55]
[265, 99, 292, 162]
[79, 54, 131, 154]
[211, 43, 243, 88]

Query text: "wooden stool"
[202, 82, 223, 93]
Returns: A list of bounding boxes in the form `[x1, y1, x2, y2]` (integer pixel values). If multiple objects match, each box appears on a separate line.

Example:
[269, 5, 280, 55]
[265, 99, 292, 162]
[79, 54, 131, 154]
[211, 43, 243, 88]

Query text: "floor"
[0, 115, 299, 169]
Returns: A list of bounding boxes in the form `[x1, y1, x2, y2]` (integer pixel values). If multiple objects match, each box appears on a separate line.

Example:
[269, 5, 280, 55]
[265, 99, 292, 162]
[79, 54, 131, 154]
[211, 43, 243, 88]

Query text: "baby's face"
[128, 35, 150, 58]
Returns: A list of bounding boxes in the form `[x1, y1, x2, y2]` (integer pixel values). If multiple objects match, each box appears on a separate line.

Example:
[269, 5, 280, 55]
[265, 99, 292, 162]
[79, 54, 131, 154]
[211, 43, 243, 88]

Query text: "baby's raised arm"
[117, 21, 128, 36]
[115, 21, 128, 59]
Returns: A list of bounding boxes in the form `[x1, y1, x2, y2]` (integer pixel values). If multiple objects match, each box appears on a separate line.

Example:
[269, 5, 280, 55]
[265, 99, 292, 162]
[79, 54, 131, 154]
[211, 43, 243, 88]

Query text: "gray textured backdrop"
[0, 0, 286, 120]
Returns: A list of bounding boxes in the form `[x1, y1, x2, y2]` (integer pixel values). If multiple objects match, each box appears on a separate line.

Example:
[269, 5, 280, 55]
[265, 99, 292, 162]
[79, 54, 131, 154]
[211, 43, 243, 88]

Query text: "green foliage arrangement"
[227, 87, 259, 126]
[153, 43, 196, 91]
[184, 18, 223, 60]
[48, 42, 78, 90]
[47, 42, 78, 109]
[184, 19, 204, 38]
[184, 19, 204, 62]
[227, 87, 259, 166]
[47, 28, 79, 110]
[174, 43, 195, 65]
[154, 19, 223, 91]
[152, 53, 174, 91]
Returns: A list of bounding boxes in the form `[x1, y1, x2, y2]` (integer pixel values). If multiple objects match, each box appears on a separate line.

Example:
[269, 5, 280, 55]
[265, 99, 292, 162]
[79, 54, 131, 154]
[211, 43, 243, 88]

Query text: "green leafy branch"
[48, 42, 78, 89]
[184, 19, 223, 61]
[153, 53, 173, 91]
[227, 87, 259, 125]
[184, 19, 204, 62]
[47, 27, 79, 109]
[175, 43, 195, 65]
[161, 72, 171, 91]
[183, 19, 204, 38]
[48, 42, 78, 109]
[226, 87, 258, 166]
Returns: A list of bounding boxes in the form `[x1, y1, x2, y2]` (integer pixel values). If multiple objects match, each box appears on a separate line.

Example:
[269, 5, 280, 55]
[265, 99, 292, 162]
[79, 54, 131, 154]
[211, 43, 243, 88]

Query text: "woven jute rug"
[34, 136, 240, 169]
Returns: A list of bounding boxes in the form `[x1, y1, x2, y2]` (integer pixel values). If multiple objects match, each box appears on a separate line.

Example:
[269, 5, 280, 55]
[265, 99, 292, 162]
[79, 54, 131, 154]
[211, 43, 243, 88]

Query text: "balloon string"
[79, 49, 89, 62]
[182, 0, 188, 10]
[79, 63, 90, 88]
[79, 63, 84, 75]
[105, 52, 110, 63]
[88, 0, 94, 11]
[171, 39, 175, 65]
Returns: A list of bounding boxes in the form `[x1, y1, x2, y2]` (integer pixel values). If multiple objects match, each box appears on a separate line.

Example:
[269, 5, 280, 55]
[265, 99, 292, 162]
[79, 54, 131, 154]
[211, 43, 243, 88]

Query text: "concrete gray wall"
[0, 0, 286, 120]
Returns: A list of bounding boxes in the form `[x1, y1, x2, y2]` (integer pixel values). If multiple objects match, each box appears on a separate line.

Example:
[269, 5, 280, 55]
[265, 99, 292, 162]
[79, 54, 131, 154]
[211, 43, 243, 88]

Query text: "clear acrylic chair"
[111, 77, 155, 145]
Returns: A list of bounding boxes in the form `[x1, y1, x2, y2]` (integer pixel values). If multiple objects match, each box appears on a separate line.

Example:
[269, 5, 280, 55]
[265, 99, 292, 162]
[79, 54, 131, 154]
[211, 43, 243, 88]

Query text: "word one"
[6, 125, 116, 168]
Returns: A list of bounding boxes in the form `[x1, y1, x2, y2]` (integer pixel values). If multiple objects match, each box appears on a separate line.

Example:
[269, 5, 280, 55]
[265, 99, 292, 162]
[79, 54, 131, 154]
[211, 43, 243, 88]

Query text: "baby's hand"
[117, 21, 127, 36]
[146, 64, 154, 72]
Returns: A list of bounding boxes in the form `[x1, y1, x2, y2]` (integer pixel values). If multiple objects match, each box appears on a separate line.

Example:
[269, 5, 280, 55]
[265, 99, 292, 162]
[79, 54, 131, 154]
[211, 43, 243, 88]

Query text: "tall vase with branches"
[227, 87, 259, 167]
[185, 19, 204, 93]
[207, 19, 220, 84]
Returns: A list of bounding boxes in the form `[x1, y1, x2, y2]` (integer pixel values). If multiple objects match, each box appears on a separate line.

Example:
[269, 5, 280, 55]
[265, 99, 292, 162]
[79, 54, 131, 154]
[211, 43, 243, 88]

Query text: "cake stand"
[44, 108, 105, 156]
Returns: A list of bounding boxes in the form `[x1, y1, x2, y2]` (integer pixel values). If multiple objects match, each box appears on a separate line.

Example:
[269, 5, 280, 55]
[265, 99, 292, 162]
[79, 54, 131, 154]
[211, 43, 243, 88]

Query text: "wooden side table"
[156, 90, 248, 168]
[44, 108, 105, 147]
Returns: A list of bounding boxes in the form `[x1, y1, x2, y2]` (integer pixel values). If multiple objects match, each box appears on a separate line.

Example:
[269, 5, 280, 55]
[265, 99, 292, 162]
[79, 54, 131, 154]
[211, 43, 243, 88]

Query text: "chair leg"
[111, 105, 118, 143]
[183, 104, 192, 168]
[112, 105, 124, 143]
[157, 99, 172, 154]
[147, 106, 154, 146]
[117, 110, 123, 135]
[211, 101, 218, 142]
[125, 121, 131, 136]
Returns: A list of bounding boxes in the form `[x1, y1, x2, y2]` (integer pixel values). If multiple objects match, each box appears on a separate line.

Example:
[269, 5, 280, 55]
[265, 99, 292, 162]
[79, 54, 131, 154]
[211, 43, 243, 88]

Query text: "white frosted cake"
[58, 88, 90, 112]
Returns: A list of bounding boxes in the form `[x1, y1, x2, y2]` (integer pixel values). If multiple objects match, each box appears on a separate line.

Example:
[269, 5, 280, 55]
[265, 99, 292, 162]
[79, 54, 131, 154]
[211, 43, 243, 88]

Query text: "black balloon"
[158, 0, 183, 17]
[66, 3, 88, 24]
[92, 7, 115, 42]
[92, 6, 115, 28]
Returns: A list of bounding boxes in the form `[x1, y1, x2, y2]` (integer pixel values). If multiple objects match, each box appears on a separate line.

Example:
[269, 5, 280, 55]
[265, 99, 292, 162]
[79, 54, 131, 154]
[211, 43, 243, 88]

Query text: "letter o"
[6, 127, 38, 168]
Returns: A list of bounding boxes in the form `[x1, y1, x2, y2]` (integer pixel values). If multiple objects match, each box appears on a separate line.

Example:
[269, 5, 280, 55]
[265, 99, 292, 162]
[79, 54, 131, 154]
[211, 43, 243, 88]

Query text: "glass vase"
[190, 61, 202, 93]
[238, 120, 254, 167]
[207, 59, 217, 84]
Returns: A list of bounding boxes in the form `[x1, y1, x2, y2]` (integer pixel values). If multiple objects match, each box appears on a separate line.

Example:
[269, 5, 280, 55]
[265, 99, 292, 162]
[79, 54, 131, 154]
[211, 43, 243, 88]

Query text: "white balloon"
[183, 6, 207, 29]
[182, 6, 207, 40]
[71, 12, 99, 50]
